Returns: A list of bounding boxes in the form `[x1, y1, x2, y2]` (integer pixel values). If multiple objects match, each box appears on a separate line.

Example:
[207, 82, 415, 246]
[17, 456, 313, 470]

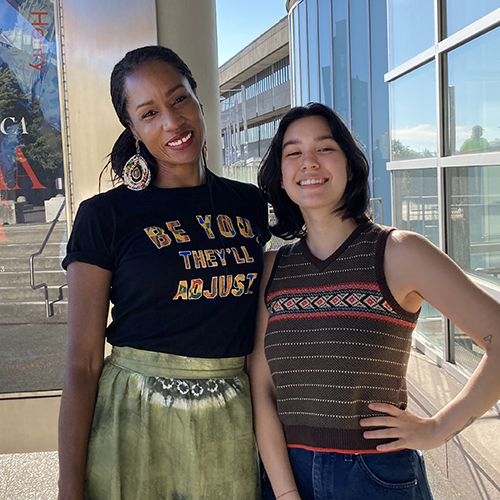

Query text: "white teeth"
[167, 131, 192, 147]
[299, 178, 326, 186]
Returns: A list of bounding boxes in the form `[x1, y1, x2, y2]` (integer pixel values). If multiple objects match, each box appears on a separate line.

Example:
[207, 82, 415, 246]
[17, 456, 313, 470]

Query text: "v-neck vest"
[264, 222, 420, 452]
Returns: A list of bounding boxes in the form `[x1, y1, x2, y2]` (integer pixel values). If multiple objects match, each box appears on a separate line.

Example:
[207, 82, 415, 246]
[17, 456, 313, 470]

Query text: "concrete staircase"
[0, 222, 68, 322]
[0, 221, 68, 394]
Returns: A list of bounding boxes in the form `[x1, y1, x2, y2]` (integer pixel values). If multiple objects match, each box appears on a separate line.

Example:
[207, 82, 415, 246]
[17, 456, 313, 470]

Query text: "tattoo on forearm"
[445, 416, 477, 443]
[484, 334, 493, 345]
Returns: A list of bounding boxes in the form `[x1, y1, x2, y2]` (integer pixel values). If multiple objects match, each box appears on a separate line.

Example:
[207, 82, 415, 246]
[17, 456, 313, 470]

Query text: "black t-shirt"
[62, 173, 270, 358]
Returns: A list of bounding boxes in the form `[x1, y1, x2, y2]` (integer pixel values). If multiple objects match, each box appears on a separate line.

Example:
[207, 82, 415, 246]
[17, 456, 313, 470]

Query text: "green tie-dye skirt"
[84, 346, 260, 500]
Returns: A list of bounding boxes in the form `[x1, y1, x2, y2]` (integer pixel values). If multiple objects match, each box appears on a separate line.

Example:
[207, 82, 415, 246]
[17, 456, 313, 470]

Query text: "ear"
[127, 122, 140, 142]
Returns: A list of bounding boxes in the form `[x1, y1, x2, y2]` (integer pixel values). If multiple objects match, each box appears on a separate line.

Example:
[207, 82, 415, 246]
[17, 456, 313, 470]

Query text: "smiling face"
[124, 59, 206, 173]
[280, 115, 350, 215]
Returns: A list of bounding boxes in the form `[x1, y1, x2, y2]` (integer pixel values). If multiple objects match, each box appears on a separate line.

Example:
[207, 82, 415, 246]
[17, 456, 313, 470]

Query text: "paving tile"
[1, 451, 58, 500]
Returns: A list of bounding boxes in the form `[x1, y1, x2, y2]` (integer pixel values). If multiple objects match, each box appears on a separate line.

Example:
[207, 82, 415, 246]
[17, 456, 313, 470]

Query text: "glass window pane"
[349, 0, 370, 153]
[292, 6, 301, 105]
[307, 0, 319, 102]
[448, 27, 500, 156]
[318, 0, 333, 107]
[370, 0, 391, 225]
[446, 165, 500, 287]
[299, 1, 309, 105]
[450, 324, 484, 375]
[393, 169, 443, 353]
[0, 0, 66, 394]
[446, 0, 499, 37]
[332, 0, 349, 123]
[388, 0, 435, 68]
[391, 61, 437, 160]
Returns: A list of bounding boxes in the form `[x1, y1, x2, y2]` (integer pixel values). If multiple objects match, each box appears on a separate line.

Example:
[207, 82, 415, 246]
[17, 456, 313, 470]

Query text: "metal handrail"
[29, 199, 66, 317]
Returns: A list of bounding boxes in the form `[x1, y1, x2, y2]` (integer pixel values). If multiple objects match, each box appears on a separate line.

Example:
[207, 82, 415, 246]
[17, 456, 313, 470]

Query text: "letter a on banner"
[14, 146, 46, 189]
[0, 166, 9, 190]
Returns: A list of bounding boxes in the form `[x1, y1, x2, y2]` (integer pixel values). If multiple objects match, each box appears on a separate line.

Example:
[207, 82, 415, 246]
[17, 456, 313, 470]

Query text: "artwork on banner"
[0, 0, 63, 230]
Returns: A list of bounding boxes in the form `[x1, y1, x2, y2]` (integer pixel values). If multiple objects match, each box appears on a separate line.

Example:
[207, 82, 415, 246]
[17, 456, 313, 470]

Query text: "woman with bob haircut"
[248, 102, 500, 500]
[58, 45, 269, 500]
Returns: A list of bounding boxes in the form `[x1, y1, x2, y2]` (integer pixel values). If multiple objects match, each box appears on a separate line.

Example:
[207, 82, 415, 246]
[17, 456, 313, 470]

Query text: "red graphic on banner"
[14, 146, 46, 189]
[29, 12, 49, 73]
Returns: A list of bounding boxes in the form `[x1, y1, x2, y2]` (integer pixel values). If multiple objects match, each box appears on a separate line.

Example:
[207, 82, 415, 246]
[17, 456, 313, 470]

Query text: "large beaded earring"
[122, 142, 151, 191]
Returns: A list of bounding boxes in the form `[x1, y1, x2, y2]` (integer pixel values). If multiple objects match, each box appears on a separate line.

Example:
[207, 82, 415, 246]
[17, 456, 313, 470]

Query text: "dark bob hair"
[258, 103, 371, 240]
[107, 45, 198, 183]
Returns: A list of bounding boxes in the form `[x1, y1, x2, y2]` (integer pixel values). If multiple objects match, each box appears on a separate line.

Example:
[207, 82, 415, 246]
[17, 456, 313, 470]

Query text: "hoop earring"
[122, 142, 151, 191]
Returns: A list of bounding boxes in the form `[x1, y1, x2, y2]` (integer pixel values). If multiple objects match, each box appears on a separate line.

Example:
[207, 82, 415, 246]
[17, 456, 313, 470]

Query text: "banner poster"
[0, 0, 63, 226]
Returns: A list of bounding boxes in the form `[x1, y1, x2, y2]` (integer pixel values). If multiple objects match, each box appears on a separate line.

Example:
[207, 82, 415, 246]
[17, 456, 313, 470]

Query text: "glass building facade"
[287, 0, 391, 225]
[221, 56, 290, 165]
[288, 0, 500, 383]
[387, 2, 500, 377]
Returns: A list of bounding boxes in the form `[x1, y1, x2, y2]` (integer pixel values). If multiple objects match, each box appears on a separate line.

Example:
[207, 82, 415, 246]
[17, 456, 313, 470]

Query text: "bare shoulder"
[385, 229, 447, 270]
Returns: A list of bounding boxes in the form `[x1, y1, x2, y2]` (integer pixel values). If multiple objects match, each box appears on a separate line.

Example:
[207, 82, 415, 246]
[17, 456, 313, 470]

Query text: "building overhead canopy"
[219, 16, 289, 91]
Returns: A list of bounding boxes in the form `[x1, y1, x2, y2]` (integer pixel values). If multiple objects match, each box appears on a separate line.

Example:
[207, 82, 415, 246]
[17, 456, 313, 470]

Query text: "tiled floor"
[0, 451, 58, 500]
[0, 449, 462, 499]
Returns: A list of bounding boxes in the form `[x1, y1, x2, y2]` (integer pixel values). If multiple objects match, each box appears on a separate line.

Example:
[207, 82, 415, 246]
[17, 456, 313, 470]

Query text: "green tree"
[22, 97, 63, 175]
[0, 66, 29, 117]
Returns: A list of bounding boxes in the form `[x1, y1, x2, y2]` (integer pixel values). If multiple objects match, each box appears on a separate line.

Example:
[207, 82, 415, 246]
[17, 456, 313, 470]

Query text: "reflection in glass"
[318, 0, 333, 107]
[349, 0, 370, 152]
[446, 166, 500, 289]
[451, 323, 484, 375]
[391, 62, 437, 160]
[0, 0, 66, 394]
[307, 0, 319, 102]
[332, 0, 349, 123]
[448, 27, 500, 156]
[292, 6, 301, 105]
[446, 0, 499, 37]
[393, 169, 443, 353]
[299, 1, 309, 105]
[370, 0, 391, 225]
[388, 0, 434, 69]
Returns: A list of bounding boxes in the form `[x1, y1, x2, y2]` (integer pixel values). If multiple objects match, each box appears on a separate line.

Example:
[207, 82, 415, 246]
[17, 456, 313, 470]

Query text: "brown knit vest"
[265, 222, 419, 452]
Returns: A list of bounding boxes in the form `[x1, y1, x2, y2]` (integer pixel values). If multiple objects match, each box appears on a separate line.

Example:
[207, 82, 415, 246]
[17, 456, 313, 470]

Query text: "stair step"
[0, 299, 68, 319]
[0, 285, 67, 301]
[0, 270, 67, 287]
[0, 256, 64, 272]
[0, 241, 63, 258]
[1, 223, 66, 243]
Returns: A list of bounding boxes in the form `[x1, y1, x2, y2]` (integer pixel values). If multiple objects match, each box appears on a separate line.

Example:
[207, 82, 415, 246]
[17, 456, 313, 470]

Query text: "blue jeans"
[262, 448, 434, 500]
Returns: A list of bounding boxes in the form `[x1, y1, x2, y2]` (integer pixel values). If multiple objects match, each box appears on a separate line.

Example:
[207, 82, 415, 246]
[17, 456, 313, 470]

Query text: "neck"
[302, 210, 359, 261]
[153, 159, 206, 189]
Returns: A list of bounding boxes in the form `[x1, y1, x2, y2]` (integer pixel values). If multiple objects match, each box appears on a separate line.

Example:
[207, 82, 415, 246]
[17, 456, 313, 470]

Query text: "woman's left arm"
[360, 230, 500, 451]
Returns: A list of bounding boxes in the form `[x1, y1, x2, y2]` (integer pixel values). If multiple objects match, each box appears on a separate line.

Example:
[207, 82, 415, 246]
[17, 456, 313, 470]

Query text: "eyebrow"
[135, 84, 185, 111]
[282, 135, 335, 149]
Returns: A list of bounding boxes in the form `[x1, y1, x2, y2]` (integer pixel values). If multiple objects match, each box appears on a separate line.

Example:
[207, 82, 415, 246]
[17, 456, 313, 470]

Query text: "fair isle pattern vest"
[264, 223, 420, 452]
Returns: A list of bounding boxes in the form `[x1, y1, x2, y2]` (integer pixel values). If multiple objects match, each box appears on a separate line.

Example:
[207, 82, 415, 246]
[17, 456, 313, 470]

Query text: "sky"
[216, 0, 287, 66]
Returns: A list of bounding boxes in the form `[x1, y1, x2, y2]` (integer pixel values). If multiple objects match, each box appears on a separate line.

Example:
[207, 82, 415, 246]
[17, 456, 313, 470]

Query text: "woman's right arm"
[58, 262, 112, 500]
[247, 251, 301, 500]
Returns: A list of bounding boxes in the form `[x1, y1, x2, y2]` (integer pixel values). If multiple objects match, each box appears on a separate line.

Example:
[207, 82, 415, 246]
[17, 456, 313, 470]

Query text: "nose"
[161, 108, 185, 132]
[301, 151, 319, 170]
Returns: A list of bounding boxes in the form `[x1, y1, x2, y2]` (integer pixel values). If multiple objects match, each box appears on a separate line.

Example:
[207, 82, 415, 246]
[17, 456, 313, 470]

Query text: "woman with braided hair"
[58, 45, 269, 500]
